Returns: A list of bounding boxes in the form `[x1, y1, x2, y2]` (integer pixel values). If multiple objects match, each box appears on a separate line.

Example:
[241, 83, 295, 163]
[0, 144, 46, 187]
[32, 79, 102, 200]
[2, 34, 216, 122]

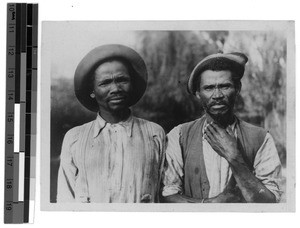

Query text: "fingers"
[206, 122, 235, 140]
[204, 122, 218, 144]
[205, 122, 224, 139]
[204, 127, 213, 142]
[226, 126, 235, 137]
[206, 122, 218, 134]
[204, 122, 215, 137]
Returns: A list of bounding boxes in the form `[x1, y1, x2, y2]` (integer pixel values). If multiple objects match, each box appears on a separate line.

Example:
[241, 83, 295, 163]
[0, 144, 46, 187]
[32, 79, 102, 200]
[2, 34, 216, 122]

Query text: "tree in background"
[223, 31, 286, 165]
[133, 31, 228, 132]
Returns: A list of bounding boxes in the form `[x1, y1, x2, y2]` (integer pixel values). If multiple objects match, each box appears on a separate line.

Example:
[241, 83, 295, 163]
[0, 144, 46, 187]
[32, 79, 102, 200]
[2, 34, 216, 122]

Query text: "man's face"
[91, 60, 132, 113]
[195, 70, 239, 119]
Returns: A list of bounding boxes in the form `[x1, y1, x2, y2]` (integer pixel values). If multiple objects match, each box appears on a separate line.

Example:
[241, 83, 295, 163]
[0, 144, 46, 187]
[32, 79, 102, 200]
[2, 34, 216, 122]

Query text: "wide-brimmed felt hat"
[74, 44, 148, 112]
[187, 52, 248, 95]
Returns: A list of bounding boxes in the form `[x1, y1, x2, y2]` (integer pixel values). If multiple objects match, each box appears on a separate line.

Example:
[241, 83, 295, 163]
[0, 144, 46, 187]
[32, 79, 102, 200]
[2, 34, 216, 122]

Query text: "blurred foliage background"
[51, 30, 286, 202]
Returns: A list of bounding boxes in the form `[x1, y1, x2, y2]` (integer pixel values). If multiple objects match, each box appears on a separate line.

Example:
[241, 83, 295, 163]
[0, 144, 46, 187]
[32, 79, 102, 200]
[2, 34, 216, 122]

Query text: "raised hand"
[204, 122, 241, 163]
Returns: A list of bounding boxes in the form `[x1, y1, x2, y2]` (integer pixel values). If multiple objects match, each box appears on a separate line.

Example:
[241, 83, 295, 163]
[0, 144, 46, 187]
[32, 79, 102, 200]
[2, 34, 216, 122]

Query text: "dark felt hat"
[187, 52, 248, 95]
[74, 44, 148, 112]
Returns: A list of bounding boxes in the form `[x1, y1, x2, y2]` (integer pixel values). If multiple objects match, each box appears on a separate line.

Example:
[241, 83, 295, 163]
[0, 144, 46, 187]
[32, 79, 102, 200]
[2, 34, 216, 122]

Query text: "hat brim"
[74, 44, 148, 112]
[187, 56, 246, 95]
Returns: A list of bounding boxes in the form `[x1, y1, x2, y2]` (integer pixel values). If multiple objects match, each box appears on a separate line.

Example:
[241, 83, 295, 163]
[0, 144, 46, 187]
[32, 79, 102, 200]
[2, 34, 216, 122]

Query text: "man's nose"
[110, 81, 122, 92]
[212, 88, 224, 99]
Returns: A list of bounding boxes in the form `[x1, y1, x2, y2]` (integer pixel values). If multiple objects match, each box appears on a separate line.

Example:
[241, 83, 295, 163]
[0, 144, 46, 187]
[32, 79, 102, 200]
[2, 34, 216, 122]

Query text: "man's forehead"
[200, 70, 234, 84]
[93, 61, 131, 82]
[95, 60, 129, 72]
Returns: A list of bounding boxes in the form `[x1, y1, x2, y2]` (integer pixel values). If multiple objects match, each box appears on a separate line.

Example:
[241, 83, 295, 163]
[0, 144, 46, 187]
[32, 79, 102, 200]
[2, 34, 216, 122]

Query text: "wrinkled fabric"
[57, 114, 165, 203]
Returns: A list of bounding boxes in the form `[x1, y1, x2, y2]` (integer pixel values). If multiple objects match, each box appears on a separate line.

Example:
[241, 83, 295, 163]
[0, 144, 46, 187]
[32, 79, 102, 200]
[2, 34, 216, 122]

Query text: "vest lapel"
[182, 116, 210, 199]
[236, 119, 255, 171]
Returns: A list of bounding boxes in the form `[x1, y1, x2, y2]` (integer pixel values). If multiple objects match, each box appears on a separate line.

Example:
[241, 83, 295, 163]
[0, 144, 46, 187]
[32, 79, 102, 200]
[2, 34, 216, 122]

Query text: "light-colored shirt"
[57, 114, 165, 203]
[162, 121, 282, 202]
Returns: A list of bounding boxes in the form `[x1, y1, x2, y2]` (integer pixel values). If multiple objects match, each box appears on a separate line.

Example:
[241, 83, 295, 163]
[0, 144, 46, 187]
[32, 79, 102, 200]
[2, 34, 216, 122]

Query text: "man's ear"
[236, 81, 242, 96]
[90, 92, 95, 98]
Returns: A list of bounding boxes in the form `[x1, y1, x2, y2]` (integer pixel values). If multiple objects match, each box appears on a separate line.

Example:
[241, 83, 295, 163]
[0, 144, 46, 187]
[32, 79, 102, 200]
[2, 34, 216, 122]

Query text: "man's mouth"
[211, 104, 226, 109]
[109, 96, 126, 103]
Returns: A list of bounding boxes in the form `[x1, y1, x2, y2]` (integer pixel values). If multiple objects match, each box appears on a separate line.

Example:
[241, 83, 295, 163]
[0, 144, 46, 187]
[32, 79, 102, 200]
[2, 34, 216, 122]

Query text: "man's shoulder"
[237, 118, 268, 134]
[133, 117, 165, 135]
[64, 120, 94, 141]
[180, 116, 205, 128]
[177, 116, 206, 135]
[237, 118, 268, 145]
[167, 116, 205, 138]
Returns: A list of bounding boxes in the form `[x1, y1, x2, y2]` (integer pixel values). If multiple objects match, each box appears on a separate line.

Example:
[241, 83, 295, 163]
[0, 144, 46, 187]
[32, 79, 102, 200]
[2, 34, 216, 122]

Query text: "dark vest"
[179, 116, 267, 200]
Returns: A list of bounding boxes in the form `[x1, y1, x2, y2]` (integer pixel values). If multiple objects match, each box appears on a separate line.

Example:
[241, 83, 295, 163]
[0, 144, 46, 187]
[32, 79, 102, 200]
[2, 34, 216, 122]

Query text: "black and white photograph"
[41, 21, 294, 211]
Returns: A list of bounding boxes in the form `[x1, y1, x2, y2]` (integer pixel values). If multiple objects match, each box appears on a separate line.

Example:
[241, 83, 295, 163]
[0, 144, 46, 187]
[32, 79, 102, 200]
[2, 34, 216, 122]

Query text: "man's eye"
[116, 77, 130, 83]
[220, 84, 232, 90]
[98, 81, 110, 86]
[204, 86, 214, 91]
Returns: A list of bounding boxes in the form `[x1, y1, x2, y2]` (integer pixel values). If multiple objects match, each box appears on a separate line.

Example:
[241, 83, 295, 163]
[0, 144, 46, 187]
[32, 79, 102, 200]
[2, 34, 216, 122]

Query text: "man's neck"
[205, 112, 235, 128]
[98, 108, 131, 124]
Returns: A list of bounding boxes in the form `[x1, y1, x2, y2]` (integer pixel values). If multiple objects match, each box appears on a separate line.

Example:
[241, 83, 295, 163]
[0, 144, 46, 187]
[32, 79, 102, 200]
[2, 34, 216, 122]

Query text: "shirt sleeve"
[154, 126, 166, 171]
[152, 126, 166, 202]
[162, 125, 185, 197]
[56, 129, 79, 202]
[253, 132, 283, 202]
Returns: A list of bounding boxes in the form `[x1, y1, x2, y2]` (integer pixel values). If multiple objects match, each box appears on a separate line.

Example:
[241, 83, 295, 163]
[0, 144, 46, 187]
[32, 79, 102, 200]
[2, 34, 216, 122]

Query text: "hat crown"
[187, 51, 248, 95]
[74, 44, 148, 112]
[200, 52, 248, 66]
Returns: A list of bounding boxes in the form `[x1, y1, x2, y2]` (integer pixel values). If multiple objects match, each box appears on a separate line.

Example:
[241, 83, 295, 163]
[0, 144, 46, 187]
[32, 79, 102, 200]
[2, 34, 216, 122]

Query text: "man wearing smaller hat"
[162, 52, 282, 203]
[57, 44, 165, 203]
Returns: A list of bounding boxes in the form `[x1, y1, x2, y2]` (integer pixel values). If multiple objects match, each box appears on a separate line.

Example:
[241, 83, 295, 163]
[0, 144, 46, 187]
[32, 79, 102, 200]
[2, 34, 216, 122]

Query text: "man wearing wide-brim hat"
[162, 52, 282, 203]
[57, 44, 165, 203]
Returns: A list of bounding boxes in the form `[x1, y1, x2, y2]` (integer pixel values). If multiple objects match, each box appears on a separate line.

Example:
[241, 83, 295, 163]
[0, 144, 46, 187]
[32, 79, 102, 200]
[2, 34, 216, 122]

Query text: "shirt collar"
[93, 112, 134, 138]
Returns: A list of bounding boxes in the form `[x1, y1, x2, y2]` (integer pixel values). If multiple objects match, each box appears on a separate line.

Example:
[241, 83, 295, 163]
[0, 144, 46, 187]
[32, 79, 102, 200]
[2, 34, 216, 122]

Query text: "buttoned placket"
[93, 116, 134, 198]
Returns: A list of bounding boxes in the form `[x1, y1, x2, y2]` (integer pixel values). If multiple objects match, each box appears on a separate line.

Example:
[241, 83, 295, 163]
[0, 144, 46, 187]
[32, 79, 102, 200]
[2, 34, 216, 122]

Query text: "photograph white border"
[41, 20, 295, 212]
